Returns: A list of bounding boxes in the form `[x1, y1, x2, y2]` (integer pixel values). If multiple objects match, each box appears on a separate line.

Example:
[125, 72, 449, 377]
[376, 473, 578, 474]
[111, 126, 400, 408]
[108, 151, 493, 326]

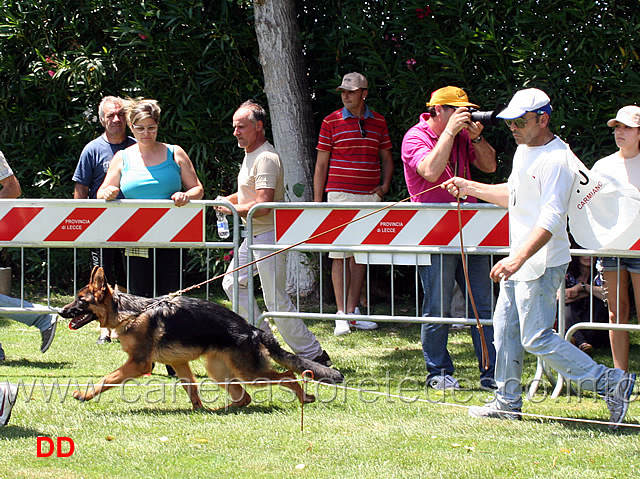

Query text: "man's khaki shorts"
[327, 191, 381, 259]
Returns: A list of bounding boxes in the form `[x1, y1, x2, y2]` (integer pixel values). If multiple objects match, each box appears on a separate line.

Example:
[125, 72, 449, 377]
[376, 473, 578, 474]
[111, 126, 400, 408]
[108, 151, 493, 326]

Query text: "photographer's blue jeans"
[419, 254, 496, 384]
[494, 264, 625, 411]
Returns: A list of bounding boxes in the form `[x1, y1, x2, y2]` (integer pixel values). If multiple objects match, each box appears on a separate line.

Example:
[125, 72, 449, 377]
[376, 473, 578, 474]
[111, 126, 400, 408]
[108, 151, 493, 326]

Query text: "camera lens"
[470, 110, 500, 127]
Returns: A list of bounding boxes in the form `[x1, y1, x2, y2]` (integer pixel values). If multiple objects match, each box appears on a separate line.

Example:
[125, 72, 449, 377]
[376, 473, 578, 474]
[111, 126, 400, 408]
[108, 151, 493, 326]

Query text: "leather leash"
[456, 196, 490, 370]
[154, 178, 495, 370]
[175, 185, 444, 296]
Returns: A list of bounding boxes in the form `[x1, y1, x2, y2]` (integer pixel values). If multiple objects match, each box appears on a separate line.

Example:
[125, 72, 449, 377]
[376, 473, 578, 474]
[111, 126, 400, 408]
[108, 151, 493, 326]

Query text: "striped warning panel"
[275, 206, 509, 247]
[0, 203, 204, 245]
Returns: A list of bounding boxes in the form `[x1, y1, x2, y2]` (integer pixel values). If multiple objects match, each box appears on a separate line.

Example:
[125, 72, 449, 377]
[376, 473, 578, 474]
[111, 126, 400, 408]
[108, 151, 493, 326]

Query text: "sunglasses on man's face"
[503, 113, 542, 129]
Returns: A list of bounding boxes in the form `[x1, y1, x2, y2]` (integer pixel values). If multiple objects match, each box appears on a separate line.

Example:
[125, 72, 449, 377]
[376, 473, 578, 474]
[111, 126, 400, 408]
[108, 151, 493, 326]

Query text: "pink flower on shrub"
[405, 58, 417, 70]
[48, 70, 55, 77]
[416, 6, 432, 18]
[384, 34, 401, 47]
[138, 34, 148, 40]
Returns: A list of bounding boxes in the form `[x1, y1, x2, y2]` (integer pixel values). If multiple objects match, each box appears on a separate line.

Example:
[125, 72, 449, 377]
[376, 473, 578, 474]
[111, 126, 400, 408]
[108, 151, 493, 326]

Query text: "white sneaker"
[334, 320, 351, 336]
[428, 375, 461, 390]
[605, 372, 636, 429]
[350, 320, 378, 330]
[468, 400, 522, 420]
[0, 382, 19, 426]
[349, 307, 378, 330]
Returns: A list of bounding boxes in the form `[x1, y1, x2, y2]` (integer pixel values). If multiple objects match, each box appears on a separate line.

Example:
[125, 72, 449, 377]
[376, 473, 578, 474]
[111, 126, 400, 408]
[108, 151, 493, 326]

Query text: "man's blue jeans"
[419, 254, 496, 384]
[494, 264, 625, 411]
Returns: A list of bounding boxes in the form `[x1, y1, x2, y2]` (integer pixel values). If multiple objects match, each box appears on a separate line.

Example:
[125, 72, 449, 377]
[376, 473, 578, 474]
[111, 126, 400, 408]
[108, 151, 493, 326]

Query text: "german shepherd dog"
[60, 266, 343, 410]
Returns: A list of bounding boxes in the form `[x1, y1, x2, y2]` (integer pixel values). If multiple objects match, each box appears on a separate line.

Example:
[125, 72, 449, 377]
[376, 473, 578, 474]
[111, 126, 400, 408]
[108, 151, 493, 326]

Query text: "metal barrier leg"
[528, 357, 577, 399]
[527, 358, 546, 400]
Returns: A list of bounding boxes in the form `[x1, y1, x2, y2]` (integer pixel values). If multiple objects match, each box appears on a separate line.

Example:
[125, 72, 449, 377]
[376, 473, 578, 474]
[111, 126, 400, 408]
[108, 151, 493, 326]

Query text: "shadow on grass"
[0, 358, 72, 369]
[116, 403, 290, 416]
[0, 425, 48, 439]
[537, 414, 640, 434]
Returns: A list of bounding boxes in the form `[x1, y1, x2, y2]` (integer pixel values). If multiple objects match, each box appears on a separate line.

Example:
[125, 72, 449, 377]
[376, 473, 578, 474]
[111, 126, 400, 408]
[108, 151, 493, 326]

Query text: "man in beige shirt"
[219, 100, 332, 366]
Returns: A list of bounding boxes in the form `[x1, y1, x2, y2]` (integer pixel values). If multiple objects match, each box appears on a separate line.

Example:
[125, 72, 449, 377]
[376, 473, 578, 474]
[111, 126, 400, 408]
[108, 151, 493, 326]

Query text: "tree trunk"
[253, 0, 317, 297]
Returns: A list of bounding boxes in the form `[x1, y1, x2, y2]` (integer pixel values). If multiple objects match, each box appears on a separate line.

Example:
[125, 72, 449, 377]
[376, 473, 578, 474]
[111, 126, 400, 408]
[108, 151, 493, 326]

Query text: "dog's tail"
[259, 332, 344, 384]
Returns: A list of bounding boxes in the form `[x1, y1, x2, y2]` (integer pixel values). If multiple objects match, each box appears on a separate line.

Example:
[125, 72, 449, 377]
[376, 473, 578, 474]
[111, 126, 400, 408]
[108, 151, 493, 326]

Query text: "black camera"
[468, 108, 501, 127]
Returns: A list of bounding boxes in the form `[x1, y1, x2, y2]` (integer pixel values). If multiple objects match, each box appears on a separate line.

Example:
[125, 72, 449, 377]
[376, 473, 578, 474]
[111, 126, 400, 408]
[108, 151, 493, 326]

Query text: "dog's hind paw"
[303, 393, 316, 404]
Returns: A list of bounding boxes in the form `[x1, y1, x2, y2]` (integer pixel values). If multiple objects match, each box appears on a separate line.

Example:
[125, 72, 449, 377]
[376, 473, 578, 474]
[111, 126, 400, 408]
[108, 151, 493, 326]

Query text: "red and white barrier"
[275, 206, 509, 248]
[0, 202, 204, 246]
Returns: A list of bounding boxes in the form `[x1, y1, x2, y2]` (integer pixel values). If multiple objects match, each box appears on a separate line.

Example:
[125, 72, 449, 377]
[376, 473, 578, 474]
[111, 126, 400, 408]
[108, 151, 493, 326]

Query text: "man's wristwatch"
[471, 135, 483, 144]
[580, 282, 587, 292]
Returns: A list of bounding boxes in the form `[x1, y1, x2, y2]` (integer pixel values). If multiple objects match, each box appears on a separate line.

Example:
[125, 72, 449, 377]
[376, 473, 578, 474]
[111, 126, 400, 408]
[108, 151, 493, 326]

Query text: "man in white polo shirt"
[444, 88, 635, 428]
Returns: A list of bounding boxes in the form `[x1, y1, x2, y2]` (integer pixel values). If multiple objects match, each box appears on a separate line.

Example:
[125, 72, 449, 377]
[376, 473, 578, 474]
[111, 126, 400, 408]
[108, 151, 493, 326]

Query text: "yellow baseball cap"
[426, 86, 478, 108]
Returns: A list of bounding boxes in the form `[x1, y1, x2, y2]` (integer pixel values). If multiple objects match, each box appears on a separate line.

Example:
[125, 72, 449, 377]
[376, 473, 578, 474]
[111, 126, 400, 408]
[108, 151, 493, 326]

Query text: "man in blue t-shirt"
[73, 96, 135, 344]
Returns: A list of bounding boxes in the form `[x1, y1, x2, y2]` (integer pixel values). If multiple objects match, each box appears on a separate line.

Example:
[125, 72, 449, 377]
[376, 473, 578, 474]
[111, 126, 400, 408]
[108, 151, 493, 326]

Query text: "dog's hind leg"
[204, 354, 251, 409]
[73, 359, 152, 402]
[247, 369, 316, 405]
[170, 362, 204, 410]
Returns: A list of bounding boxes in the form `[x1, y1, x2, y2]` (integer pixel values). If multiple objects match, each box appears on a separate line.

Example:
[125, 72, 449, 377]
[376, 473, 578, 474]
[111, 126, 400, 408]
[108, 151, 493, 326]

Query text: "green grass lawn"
[1, 292, 640, 478]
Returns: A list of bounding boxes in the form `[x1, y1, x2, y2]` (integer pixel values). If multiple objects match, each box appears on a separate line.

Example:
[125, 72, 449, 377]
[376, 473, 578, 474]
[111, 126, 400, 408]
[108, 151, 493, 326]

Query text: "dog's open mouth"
[68, 313, 96, 330]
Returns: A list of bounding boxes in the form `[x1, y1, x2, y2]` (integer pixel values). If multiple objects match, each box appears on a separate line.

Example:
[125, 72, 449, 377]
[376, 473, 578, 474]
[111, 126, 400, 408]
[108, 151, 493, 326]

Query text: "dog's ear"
[89, 266, 108, 296]
[89, 265, 101, 281]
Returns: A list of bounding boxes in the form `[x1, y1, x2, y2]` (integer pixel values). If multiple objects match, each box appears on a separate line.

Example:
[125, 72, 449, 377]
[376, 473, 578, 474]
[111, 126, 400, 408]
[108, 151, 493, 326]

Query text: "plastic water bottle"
[216, 197, 230, 239]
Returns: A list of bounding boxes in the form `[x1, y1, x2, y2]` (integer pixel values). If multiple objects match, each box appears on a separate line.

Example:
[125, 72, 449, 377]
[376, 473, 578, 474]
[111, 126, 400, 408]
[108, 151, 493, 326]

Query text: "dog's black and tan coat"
[60, 267, 343, 410]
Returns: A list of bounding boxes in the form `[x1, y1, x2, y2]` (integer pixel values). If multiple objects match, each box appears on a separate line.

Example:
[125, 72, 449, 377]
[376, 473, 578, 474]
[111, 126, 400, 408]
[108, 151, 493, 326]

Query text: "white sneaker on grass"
[334, 311, 351, 336]
[605, 372, 636, 430]
[468, 400, 522, 420]
[428, 374, 461, 390]
[349, 306, 378, 330]
[349, 320, 378, 330]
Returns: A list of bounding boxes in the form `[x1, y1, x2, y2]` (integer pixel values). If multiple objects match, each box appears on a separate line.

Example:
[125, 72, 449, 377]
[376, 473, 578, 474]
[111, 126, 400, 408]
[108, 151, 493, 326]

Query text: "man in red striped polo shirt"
[313, 72, 393, 336]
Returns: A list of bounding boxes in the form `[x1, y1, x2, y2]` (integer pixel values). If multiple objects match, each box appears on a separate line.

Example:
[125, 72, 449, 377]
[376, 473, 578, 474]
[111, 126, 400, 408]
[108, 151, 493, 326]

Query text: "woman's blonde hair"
[124, 98, 161, 126]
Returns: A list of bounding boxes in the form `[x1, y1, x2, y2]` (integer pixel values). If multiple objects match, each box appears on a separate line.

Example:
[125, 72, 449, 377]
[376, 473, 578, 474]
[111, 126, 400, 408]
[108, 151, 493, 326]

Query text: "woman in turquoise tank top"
[97, 99, 203, 301]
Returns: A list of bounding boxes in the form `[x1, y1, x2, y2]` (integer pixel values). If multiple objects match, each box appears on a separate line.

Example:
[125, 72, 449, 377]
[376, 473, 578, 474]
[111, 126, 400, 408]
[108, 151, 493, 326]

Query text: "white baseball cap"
[607, 105, 640, 128]
[497, 88, 552, 120]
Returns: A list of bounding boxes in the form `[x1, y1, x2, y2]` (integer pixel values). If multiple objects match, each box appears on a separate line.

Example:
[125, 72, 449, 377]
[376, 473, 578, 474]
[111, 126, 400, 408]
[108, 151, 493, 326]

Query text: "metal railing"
[0, 198, 241, 315]
[3, 198, 640, 400]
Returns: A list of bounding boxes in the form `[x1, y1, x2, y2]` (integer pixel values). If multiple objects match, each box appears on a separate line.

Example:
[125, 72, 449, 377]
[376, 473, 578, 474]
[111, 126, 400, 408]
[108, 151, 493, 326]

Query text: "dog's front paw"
[303, 393, 316, 404]
[73, 390, 87, 401]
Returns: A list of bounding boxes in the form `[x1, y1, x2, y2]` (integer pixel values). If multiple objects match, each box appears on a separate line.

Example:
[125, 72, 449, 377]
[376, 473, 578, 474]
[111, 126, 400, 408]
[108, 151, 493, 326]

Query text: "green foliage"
[2, 0, 640, 194]
[0, 0, 264, 199]
[299, 0, 640, 191]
